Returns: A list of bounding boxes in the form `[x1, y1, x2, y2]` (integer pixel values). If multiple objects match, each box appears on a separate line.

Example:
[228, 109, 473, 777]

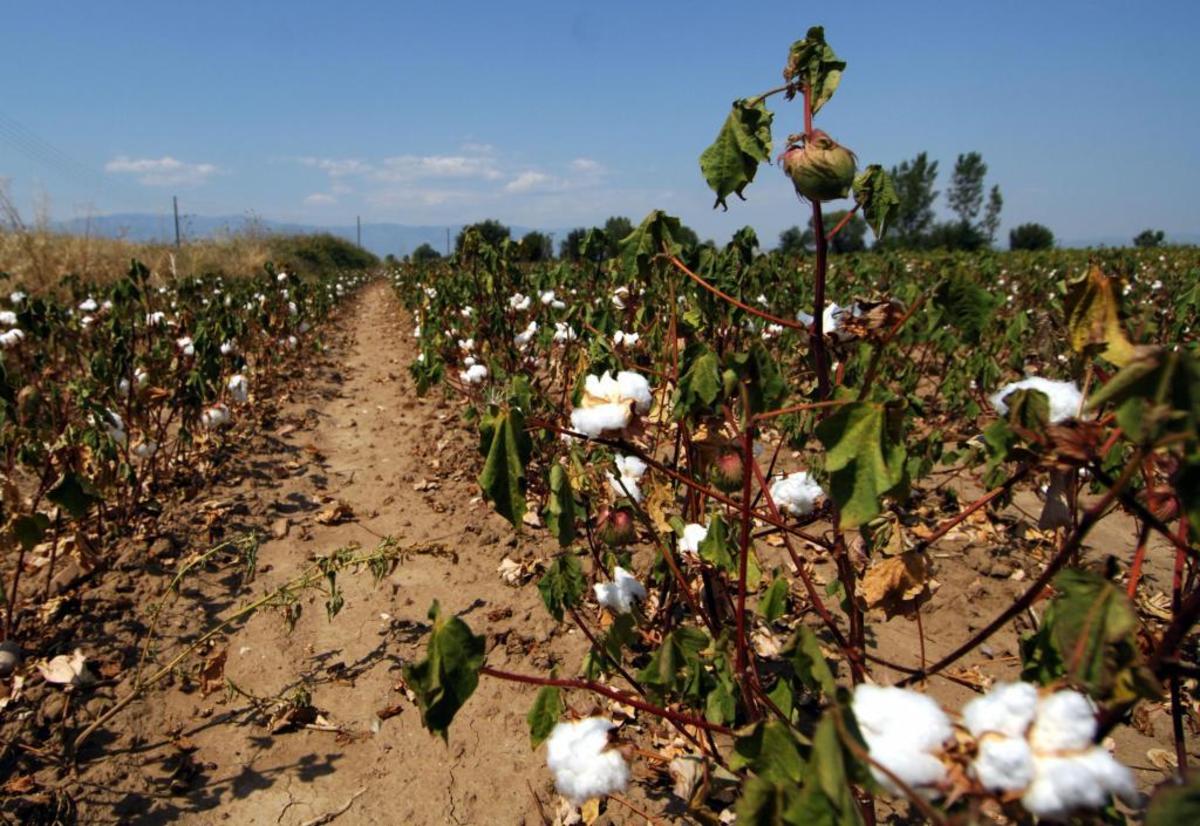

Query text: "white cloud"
[303, 192, 337, 206]
[570, 158, 604, 174]
[105, 156, 220, 186]
[375, 154, 502, 182]
[505, 171, 558, 193]
[298, 157, 371, 177]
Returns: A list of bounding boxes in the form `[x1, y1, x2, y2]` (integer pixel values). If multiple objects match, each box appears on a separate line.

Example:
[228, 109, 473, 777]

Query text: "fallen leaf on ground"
[200, 648, 227, 696]
[315, 501, 355, 525]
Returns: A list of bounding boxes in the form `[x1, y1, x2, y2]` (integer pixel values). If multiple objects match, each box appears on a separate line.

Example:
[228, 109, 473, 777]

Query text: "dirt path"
[78, 282, 582, 824]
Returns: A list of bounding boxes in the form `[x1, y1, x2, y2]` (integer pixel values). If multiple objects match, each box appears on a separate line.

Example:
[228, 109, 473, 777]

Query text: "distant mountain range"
[52, 213, 570, 258]
[51, 212, 1197, 255]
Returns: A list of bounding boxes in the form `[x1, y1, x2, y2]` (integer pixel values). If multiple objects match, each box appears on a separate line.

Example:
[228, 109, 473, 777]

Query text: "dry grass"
[0, 194, 275, 294]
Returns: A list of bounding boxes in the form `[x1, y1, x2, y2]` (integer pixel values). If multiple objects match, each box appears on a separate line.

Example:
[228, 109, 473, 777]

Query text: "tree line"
[404, 151, 1173, 262]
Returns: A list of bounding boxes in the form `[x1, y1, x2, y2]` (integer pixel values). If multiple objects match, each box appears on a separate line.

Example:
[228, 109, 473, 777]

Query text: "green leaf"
[783, 26, 846, 115]
[815, 401, 908, 528]
[758, 576, 789, 623]
[403, 600, 487, 741]
[477, 407, 532, 528]
[12, 513, 50, 550]
[47, 472, 101, 519]
[1087, 349, 1200, 444]
[1147, 775, 1200, 826]
[731, 720, 806, 784]
[785, 625, 837, 698]
[934, 275, 996, 345]
[674, 345, 723, 420]
[619, 210, 684, 279]
[537, 553, 586, 621]
[1020, 569, 1161, 705]
[699, 99, 774, 210]
[545, 464, 577, 548]
[852, 165, 900, 238]
[526, 685, 561, 749]
[698, 512, 736, 574]
[637, 626, 710, 699]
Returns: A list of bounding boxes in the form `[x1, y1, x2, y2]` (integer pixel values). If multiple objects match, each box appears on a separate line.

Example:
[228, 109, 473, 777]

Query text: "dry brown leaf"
[2, 774, 37, 794]
[859, 551, 935, 618]
[200, 648, 227, 696]
[315, 500, 355, 525]
[1147, 748, 1178, 772]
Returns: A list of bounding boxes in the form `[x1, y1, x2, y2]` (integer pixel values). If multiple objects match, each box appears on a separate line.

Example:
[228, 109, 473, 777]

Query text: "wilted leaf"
[782, 26, 846, 115]
[402, 601, 486, 741]
[852, 165, 900, 238]
[315, 500, 355, 525]
[700, 99, 774, 210]
[858, 551, 933, 618]
[1065, 264, 1138, 367]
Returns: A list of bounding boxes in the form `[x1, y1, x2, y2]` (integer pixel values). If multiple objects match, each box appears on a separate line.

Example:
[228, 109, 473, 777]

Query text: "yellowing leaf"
[1065, 264, 1138, 367]
[858, 551, 933, 618]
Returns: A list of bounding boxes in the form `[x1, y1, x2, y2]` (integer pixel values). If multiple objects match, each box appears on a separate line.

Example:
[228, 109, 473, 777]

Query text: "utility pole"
[445, 227, 450, 256]
[173, 196, 181, 247]
[356, 215, 361, 248]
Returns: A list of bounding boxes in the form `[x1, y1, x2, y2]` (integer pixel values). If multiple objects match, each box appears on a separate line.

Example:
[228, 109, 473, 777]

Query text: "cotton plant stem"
[897, 454, 1139, 688]
[665, 254, 808, 331]
[479, 666, 733, 735]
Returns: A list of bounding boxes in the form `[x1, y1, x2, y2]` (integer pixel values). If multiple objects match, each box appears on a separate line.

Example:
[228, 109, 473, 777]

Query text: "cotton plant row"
[0, 262, 369, 638]
[389, 34, 1197, 823]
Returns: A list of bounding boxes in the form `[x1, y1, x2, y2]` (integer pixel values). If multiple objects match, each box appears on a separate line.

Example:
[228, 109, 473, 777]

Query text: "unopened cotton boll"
[989, 377, 1083, 424]
[593, 567, 646, 614]
[769, 472, 824, 516]
[545, 718, 630, 804]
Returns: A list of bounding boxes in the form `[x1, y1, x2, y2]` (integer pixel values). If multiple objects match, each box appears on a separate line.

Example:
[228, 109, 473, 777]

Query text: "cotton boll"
[0, 328, 25, 348]
[9, 291, 25, 306]
[570, 404, 631, 438]
[607, 473, 642, 502]
[176, 336, 195, 356]
[852, 684, 952, 794]
[1028, 690, 1096, 753]
[593, 567, 646, 614]
[202, 404, 232, 429]
[545, 718, 630, 804]
[614, 371, 652, 414]
[1022, 749, 1136, 820]
[460, 364, 489, 385]
[989, 377, 1083, 424]
[614, 455, 647, 481]
[679, 522, 708, 554]
[553, 322, 577, 342]
[769, 472, 824, 516]
[78, 297, 98, 313]
[962, 682, 1039, 739]
[973, 734, 1036, 792]
[228, 374, 249, 404]
[132, 440, 158, 459]
[0, 310, 16, 326]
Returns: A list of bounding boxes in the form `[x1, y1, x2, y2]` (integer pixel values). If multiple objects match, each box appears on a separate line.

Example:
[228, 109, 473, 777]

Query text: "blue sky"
[2, 0, 1198, 247]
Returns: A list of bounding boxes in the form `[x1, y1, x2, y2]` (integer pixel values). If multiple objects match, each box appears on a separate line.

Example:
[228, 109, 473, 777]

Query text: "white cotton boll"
[613, 330, 639, 348]
[80, 315, 95, 328]
[989, 377, 1083, 424]
[509, 292, 531, 311]
[9, 291, 26, 306]
[614, 455, 647, 481]
[228, 374, 249, 404]
[101, 299, 113, 312]
[277, 272, 289, 283]
[853, 684, 952, 794]
[0, 310, 16, 326]
[615, 371, 651, 414]
[118, 378, 131, 396]
[220, 340, 237, 356]
[570, 404, 631, 438]
[78, 297, 98, 313]
[553, 322, 577, 342]
[593, 567, 646, 614]
[298, 321, 311, 334]
[202, 404, 232, 429]
[607, 473, 642, 502]
[288, 301, 298, 316]
[146, 311, 166, 327]
[0, 328, 24, 348]
[762, 323, 784, 340]
[460, 364, 488, 385]
[285, 335, 298, 349]
[514, 321, 539, 347]
[1028, 690, 1096, 753]
[132, 440, 158, 459]
[679, 522, 708, 554]
[102, 410, 127, 444]
[463, 355, 476, 367]
[973, 734, 1036, 792]
[769, 472, 824, 516]
[1022, 749, 1137, 820]
[962, 681, 1039, 739]
[458, 338, 475, 352]
[611, 286, 629, 309]
[546, 717, 629, 804]
[176, 336, 195, 356]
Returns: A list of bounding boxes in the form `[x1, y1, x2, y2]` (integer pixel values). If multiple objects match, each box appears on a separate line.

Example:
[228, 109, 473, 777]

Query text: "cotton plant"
[569, 370, 652, 438]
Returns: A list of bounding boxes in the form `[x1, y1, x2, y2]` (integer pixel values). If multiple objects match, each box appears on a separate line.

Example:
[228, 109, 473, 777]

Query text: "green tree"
[674, 222, 701, 251]
[518, 231, 553, 262]
[888, 152, 939, 246]
[948, 152, 987, 225]
[603, 216, 634, 258]
[1133, 229, 1166, 248]
[412, 243, 442, 264]
[982, 185, 1003, 244]
[455, 219, 510, 253]
[777, 225, 813, 256]
[928, 220, 988, 251]
[560, 227, 588, 261]
[1009, 222, 1055, 251]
